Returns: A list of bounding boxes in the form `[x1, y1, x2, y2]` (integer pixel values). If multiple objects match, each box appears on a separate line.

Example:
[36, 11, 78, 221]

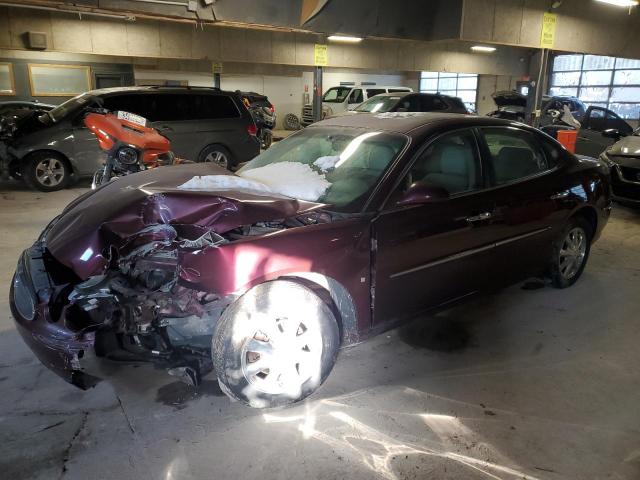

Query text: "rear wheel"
[22, 152, 70, 192]
[198, 145, 234, 170]
[212, 280, 340, 408]
[550, 216, 592, 288]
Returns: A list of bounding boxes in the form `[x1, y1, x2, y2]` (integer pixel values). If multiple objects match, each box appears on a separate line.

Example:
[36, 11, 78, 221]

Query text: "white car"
[301, 85, 412, 126]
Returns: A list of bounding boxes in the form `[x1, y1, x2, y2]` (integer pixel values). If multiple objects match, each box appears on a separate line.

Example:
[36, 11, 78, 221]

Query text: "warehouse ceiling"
[4, 0, 640, 58]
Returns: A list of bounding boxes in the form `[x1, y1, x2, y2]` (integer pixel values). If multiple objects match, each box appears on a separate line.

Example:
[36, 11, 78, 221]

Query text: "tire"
[22, 152, 70, 192]
[550, 216, 592, 289]
[212, 280, 340, 408]
[260, 129, 273, 149]
[198, 144, 234, 170]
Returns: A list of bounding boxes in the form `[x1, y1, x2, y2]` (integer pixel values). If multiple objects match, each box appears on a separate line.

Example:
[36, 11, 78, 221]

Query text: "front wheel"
[198, 144, 234, 170]
[212, 280, 340, 408]
[22, 152, 70, 192]
[550, 216, 592, 288]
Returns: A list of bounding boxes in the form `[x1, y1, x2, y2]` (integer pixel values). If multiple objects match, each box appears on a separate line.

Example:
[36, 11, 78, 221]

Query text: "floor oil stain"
[399, 316, 471, 353]
[156, 380, 225, 410]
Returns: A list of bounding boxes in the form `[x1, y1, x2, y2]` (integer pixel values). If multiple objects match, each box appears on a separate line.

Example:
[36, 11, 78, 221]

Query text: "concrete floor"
[1, 179, 640, 480]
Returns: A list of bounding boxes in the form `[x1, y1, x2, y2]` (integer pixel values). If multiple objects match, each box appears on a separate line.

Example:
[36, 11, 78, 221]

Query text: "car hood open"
[46, 163, 324, 279]
[607, 135, 640, 157]
[492, 91, 527, 108]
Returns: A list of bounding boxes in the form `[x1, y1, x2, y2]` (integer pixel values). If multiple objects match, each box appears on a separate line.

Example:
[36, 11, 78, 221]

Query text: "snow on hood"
[178, 162, 331, 203]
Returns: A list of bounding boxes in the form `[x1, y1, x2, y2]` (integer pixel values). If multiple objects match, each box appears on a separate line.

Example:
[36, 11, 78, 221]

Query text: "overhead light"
[327, 35, 363, 43]
[594, 0, 638, 6]
[471, 45, 497, 53]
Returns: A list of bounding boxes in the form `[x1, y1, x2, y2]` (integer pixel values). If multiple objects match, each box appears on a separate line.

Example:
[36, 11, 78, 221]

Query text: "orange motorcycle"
[84, 110, 187, 189]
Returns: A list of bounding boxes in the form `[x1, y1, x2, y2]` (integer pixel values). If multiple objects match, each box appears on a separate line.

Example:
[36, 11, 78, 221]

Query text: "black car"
[352, 92, 469, 115]
[0, 87, 260, 191]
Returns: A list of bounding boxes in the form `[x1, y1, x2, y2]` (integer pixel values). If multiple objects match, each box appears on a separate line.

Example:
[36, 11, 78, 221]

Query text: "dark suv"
[0, 87, 260, 191]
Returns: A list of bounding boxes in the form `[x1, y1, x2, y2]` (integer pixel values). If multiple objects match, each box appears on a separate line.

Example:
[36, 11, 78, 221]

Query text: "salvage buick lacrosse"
[11, 113, 612, 408]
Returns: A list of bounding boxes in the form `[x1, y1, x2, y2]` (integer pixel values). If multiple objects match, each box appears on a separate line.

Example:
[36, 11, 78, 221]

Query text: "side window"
[348, 89, 363, 104]
[388, 88, 410, 93]
[366, 88, 385, 98]
[153, 94, 193, 122]
[481, 128, 551, 185]
[584, 108, 607, 131]
[397, 95, 420, 112]
[420, 95, 447, 111]
[101, 94, 157, 121]
[403, 130, 481, 195]
[193, 95, 240, 119]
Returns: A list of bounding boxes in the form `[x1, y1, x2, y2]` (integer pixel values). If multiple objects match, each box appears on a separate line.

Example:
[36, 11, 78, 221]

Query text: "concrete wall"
[461, 0, 640, 58]
[0, 7, 528, 77]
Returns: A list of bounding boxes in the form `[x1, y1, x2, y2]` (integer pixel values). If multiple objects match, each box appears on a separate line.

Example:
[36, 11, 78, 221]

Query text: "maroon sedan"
[11, 113, 612, 408]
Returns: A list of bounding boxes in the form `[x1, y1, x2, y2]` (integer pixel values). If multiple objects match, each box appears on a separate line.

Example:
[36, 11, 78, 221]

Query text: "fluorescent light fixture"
[594, 0, 638, 6]
[327, 35, 363, 43]
[471, 45, 497, 52]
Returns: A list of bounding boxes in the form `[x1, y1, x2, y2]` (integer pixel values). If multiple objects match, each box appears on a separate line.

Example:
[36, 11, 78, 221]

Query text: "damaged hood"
[607, 135, 640, 157]
[46, 163, 323, 279]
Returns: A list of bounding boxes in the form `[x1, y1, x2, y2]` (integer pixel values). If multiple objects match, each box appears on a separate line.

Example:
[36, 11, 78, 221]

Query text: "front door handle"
[550, 191, 570, 200]
[466, 211, 493, 223]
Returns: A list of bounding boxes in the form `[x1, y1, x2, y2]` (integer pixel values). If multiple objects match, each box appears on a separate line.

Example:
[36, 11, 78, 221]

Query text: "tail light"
[269, 104, 275, 113]
[247, 123, 258, 136]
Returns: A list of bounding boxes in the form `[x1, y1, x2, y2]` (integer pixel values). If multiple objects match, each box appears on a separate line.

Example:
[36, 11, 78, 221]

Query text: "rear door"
[476, 127, 566, 285]
[150, 93, 245, 161]
[576, 106, 633, 157]
[373, 129, 500, 324]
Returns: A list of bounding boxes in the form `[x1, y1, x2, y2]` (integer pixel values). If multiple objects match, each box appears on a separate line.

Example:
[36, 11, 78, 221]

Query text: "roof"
[314, 112, 525, 134]
[85, 86, 228, 96]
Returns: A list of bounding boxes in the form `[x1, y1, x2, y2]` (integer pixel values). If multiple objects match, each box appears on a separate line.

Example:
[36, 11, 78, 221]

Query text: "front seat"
[423, 145, 475, 194]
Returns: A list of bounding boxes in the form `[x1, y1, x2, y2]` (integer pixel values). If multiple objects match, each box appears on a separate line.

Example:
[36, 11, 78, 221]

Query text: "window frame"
[419, 72, 479, 112]
[0, 62, 16, 96]
[380, 127, 486, 211]
[476, 126, 560, 189]
[550, 53, 640, 120]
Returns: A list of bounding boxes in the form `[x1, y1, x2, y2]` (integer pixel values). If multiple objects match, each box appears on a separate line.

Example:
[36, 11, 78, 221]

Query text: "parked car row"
[0, 87, 262, 191]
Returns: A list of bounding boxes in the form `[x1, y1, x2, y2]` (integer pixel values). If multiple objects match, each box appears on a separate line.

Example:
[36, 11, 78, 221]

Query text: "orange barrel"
[557, 129, 578, 153]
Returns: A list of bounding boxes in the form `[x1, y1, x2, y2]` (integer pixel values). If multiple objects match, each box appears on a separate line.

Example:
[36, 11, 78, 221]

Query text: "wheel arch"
[570, 205, 598, 241]
[278, 272, 360, 347]
[198, 143, 233, 162]
[23, 149, 74, 173]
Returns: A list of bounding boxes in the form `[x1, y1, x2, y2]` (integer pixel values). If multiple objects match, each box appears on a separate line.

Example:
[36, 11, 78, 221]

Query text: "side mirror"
[397, 181, 449, 206]
[602, 128, 621, 140]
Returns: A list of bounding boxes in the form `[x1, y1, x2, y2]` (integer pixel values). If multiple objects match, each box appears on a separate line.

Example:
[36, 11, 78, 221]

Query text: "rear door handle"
[550, 191, 570, 200]
[466, 211, 493, 223]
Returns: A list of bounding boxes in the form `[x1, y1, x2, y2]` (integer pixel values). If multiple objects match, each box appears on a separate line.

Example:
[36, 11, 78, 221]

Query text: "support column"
[313, 66, 323, 122]
[214, 72, 221, 89]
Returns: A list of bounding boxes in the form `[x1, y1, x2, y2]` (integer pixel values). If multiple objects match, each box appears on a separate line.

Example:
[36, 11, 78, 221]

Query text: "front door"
[373, 129, 499, 324]
[576, 106, 633, 157]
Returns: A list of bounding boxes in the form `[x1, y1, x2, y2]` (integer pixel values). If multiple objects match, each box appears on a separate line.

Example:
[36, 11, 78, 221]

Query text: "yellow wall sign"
[314, 44, 328, 66]
[540, 12, 557, 49]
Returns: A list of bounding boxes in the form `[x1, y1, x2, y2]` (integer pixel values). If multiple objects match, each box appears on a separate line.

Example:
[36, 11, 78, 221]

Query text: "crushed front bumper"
[10, 243, 100, 389]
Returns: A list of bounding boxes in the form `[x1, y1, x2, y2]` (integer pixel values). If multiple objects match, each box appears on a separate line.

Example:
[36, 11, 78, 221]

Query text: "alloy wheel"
[35, 158, 65, 187]
[240, 316, 323, 396]
[559, 227, 587, 280]
[204, 151, 229, 168]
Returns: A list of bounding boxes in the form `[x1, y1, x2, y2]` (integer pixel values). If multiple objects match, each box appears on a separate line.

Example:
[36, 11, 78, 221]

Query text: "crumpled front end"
[11, 225, 235, 388]
[10, 165, 334, 388]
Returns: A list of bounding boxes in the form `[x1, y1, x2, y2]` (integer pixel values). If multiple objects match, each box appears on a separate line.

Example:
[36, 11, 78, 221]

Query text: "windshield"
[45, 93, 96, 123]
[322, 87, 352, 104]
[354, 96, 403, 113]
[237, 127, 407, 212]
